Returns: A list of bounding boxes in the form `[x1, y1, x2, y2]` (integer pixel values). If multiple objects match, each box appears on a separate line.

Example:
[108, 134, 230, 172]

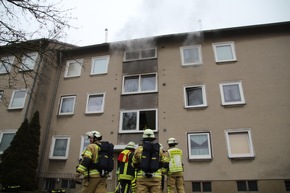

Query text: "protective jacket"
[132, 144, 169, 181]
[117, 148, 135, 181]
[168, 147, 183, 175]
[76, 142, 101, 177]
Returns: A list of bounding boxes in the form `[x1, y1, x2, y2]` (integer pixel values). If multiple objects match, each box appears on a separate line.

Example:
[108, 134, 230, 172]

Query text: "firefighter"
[74, 131, 108, 193]
[116, 141, 136, 193]
[132, 129, 169, 193]
[166, 137, 185, 193]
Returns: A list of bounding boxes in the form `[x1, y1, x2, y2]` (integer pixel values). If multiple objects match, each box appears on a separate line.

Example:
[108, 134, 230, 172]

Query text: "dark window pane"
[237, 181, 247, 191]
[203, 181, 212, 192]
[192, 182, 201, 192]
[285, 180, 290, 191]
[248, 180, 258, 191]
[139, 110, 156, 131]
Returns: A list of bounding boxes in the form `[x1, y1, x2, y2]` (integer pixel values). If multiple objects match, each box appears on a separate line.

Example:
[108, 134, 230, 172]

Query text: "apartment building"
[1, 22, 290, 193]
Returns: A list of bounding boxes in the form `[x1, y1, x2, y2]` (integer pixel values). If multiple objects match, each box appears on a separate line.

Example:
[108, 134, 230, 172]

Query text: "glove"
[73, 173, 83, 184]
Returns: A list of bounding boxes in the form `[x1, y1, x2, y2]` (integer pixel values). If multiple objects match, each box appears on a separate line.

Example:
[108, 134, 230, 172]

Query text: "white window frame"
[180, 45, 202, 66]
[20, 52, 38, 71]
[8, 89, 27, 109]
[123, 48, 157, 62]
[0, 56, 15, 74]
[0, 130, 16, 154]
[187, 132, 212, 160]
[122, 73, 157, 94]
[58, 95, 76, 115]
[212, 42, 237, 63]
[49, 136, 70, 160]
[119, 109, 158, 133]
[225, 128, 255, 159]
[79, 135, 90, 159]
[184, 85, 207, 108]
[85, 93, 105, 114]
[219, 81, 245, 106]
[64, 59, 83, 78]
[90, 55, 109, 75]
[0, 90, 3, 101]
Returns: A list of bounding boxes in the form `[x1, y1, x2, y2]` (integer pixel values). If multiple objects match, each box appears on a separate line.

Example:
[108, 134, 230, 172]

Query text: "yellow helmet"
[167, 137, 178, 145]
[126, 141, 136, 149]
[142, 129, 156, 141]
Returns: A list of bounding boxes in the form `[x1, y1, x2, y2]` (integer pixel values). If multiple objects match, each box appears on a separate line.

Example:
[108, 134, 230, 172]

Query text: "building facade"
[1, 22, 290, 192]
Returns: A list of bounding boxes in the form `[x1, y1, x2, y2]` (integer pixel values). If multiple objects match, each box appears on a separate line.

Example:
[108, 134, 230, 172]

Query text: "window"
[219, 81, 245, 106]
[188, 132, 212, 159]
[0, 131, 16, 154]
[8, 90, 27, 109]
[49, 136, 70, 159]
[184, 85, 207, 108]
[58, 95, 76, 115]
[285, 180, 290, 191]
[225, 129, 255, 158]
[124, 48, 157, 61]
[45, 178, 55, 190]
[122, 73, 157, 94]
[212, 42, 237, 63]
[192, 181, 212, 192]
[119, 109, 157, 133]
[180, 45, 202, 66]
[0, 90, 3, 101]
[85, 93, 105, 114]
[20, 52, 38, 71]
[91, 56, 109, 75]
[64, 59, 83, 78]
[61, 179, 76, 189]
[80, 135, 90, 158]
[0, 56, 14, 74]
[237, 180, 258, 191]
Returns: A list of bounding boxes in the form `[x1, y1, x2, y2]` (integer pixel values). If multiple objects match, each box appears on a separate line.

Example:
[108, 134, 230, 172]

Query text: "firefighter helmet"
[167, 137, 178, 145]
[142, 129, 156, 141]
[86, 131, 102, 140]
[126, 141, 136, 149]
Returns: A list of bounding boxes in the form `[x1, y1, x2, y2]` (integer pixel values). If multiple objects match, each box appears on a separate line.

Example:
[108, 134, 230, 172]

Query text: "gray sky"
[60, 0, 290, 46]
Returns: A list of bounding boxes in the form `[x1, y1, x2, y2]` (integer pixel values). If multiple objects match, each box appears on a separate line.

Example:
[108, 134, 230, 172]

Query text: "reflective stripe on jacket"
[117, 149, 135, 181]
[76, 142, 101, 177]
[168, 147, 183, 174]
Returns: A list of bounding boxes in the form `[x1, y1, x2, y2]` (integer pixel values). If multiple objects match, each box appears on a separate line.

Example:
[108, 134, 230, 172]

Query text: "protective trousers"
[167, 175, 185, 193]
[137, 180, 161, 193]
[81, 177, 107, 193]
[116, 180, 131, 193]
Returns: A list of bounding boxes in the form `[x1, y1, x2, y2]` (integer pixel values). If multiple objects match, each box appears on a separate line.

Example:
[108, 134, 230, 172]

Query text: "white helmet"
[167, 137, 178, 145]
[86, 131, 102, 140]
[142, 129, 156, 141]
[126, 141, 136, 149]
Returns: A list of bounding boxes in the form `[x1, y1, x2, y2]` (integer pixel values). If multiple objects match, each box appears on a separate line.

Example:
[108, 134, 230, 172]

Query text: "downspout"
[24, 40, 44, 120]
[37, 50, 63, 177]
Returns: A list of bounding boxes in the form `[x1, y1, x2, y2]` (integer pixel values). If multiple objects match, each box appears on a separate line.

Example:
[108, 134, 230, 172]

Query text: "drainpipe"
[37, 50, 63, 177]
[24, 40, 44, 120]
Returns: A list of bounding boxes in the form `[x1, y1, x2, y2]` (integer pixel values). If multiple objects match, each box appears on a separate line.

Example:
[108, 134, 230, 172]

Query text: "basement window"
[192, 181, 212, 192]
[124, 48, 157, 61]
[237, 180, 258, 191]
